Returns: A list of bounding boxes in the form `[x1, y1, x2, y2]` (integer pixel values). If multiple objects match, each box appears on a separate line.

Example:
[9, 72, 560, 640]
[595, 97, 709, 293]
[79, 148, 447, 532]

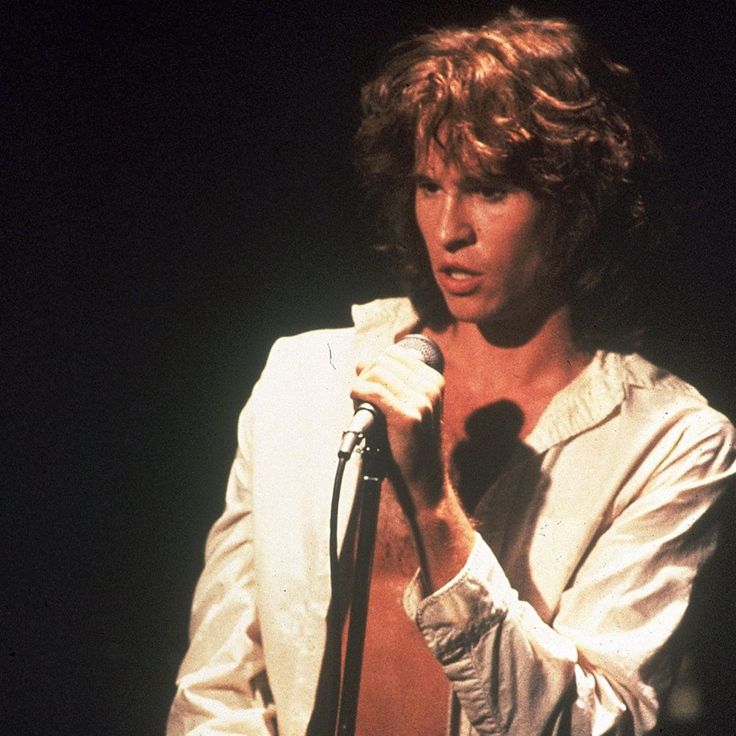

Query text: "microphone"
[338, 334, 444, 458]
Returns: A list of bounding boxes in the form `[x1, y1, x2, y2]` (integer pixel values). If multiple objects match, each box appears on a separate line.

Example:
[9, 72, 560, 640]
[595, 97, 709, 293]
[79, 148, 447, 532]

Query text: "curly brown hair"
[355, 8, 670, 350]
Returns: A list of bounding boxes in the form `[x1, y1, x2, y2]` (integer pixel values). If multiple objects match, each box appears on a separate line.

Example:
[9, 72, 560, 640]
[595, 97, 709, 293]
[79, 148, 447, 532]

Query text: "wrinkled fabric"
[168, 298, 735, 736]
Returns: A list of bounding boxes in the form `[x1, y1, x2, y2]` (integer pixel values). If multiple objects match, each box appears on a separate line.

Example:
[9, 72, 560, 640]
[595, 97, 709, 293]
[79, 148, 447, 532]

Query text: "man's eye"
[477, 185, 507, 202]
[414, 177, 440, 194]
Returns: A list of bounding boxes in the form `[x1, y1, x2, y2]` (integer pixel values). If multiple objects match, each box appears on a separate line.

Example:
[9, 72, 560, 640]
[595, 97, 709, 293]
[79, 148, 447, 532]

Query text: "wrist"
[412, 493, 476, 592]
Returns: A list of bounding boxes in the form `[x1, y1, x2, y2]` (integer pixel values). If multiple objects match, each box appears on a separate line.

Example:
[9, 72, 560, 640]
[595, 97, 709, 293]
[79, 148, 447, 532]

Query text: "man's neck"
[427, 307, 590, 396]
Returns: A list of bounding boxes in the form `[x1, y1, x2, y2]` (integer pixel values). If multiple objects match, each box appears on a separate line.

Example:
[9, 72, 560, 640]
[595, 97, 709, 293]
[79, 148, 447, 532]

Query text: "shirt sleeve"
[167, 399, 276, 736]
[404, 411, 736, 736]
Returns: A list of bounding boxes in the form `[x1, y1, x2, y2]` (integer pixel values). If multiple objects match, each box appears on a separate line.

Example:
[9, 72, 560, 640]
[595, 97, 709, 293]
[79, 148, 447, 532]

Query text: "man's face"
[414, 142, 555, 332]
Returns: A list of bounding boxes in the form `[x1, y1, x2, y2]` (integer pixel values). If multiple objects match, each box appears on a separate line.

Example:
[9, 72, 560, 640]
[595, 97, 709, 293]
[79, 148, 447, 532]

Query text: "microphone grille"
[398, 334, 444, 374]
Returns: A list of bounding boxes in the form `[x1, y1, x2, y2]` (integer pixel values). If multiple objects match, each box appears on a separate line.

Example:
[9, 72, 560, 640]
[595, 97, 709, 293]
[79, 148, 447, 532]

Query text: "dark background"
[4, 2, 735, 734]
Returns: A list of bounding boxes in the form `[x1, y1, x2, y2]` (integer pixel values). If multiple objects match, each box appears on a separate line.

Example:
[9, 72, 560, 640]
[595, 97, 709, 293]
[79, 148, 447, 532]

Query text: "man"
[168, 10, 735, 735]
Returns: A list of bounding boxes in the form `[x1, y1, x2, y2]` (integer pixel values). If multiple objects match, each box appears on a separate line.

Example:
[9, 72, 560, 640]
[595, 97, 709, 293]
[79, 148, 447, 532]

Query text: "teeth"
[447, 270, 473, 279]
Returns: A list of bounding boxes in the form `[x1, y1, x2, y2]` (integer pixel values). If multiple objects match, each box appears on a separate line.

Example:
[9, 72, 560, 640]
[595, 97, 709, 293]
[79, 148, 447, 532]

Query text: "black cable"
[323, 453, 349, 736]
[330, 455, 348, 623]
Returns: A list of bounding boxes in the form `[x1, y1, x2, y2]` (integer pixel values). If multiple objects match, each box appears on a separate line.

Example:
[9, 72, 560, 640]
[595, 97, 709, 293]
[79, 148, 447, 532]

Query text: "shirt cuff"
[403, 532, 518, 656]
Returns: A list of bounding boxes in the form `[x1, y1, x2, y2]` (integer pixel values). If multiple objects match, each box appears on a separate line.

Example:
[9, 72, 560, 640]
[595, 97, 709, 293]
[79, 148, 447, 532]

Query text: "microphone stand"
[336, 430, 387, 736]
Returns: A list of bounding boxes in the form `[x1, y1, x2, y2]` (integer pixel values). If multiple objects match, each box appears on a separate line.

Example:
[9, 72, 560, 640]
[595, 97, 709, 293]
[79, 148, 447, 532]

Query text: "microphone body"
[338, 334, 444, 458]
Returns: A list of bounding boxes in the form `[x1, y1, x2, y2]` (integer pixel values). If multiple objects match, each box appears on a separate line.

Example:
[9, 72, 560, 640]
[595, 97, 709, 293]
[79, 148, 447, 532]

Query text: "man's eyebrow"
[411, 170, 509, 190]
[459, 174, 508, 191]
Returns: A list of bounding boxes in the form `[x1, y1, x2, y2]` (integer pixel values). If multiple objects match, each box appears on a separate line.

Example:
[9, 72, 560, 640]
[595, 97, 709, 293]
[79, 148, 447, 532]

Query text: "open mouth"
[445, 269, 476, 280]
[436, 267, 483, 294]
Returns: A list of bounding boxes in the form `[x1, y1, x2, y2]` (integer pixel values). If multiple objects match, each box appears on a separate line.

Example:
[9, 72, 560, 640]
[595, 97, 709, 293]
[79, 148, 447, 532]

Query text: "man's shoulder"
[267, 324, 355, 366]
[264, 297, 418, 372]
[619, 352, 706, 401]
[616, 352, 734, 440]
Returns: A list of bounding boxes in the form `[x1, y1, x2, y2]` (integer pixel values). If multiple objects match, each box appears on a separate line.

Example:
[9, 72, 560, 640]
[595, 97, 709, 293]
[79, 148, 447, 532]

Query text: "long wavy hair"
[355, 9, 670, 351]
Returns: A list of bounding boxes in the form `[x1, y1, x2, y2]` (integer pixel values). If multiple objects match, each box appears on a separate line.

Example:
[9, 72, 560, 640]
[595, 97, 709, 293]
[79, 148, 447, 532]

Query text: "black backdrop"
[4, 2, 735, 734]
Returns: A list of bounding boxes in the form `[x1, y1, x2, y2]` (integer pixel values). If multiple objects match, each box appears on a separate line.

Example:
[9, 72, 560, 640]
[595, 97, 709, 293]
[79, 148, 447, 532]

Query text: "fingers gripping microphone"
[338, 334, 444, 458]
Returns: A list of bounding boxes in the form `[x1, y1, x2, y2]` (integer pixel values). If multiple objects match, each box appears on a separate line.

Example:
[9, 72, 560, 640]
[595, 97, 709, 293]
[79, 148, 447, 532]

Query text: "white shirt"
[168, 298, 735, 735]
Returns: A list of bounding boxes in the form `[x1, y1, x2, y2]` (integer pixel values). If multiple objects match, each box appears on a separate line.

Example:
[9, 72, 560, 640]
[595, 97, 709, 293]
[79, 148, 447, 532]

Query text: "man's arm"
[167, 400, 275, 736]
[350, 342, 476, 591]
[404, 410, 735, 735]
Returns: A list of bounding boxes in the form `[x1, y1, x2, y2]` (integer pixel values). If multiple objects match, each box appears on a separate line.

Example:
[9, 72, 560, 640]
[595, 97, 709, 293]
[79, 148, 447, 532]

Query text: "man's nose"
[438, 196, 475, 251]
